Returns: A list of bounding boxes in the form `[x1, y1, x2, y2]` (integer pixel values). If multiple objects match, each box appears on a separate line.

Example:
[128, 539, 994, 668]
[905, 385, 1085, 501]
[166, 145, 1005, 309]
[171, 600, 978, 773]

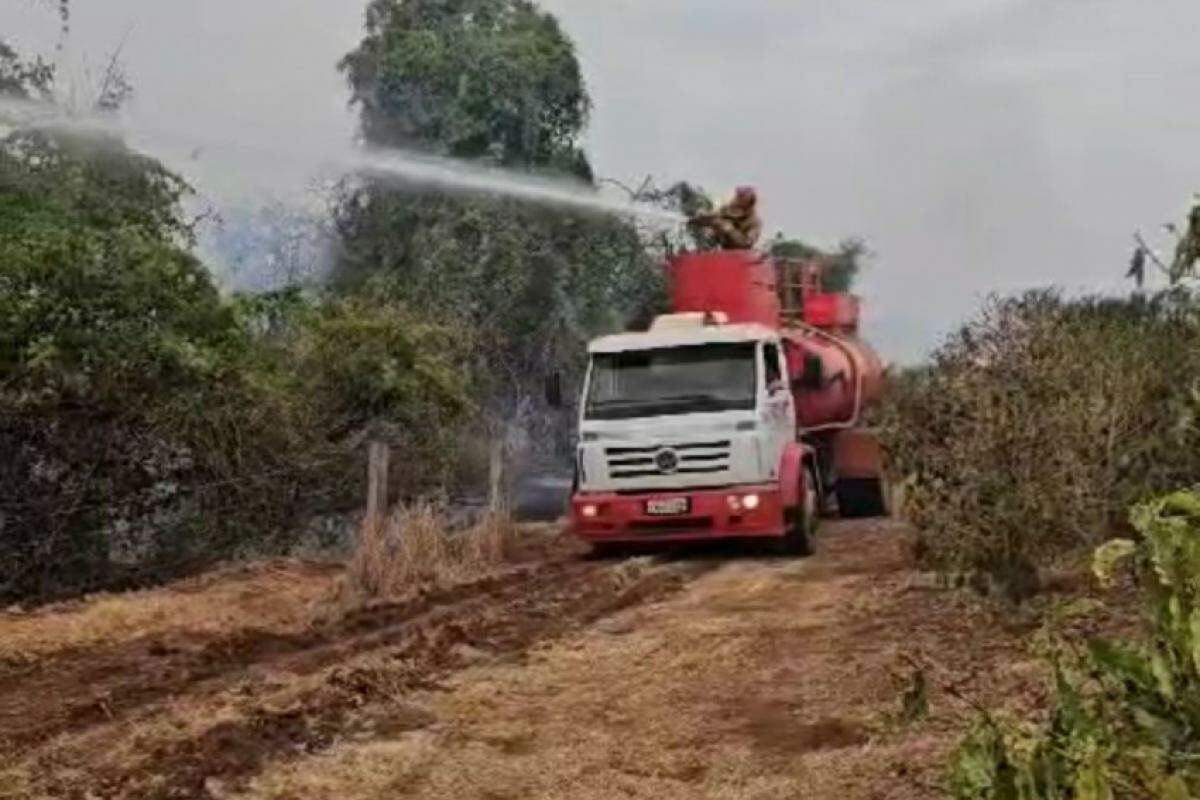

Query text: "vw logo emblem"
[655, 448, 680, 474]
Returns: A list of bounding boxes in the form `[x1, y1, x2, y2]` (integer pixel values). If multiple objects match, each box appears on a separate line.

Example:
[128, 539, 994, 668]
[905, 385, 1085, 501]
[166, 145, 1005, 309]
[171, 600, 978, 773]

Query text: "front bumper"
[570, 484, 785, 543]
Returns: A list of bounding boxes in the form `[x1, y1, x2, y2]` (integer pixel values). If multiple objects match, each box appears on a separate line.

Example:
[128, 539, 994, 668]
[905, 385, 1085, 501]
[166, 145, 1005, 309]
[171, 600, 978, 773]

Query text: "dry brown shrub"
[880, 289, 1200, 598]
[341, 502, 515, 602]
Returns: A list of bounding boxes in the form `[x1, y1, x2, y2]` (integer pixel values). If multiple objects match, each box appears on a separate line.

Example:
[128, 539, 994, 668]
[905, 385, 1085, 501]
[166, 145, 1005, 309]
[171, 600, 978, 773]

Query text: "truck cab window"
[585, 342, 757, 421]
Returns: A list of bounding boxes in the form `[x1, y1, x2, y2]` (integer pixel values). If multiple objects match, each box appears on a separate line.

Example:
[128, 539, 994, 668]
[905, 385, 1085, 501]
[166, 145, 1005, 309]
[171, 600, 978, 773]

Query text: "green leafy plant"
[950, 490, 1200, 799]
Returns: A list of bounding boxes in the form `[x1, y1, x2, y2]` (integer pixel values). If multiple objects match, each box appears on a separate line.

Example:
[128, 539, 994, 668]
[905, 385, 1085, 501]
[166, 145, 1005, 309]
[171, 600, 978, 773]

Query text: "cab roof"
[589, 317, 778, 354]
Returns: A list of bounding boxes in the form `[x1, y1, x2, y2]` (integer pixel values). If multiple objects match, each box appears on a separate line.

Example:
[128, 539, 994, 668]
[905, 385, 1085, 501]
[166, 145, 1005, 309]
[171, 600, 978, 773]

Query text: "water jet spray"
[0, 97, 684, 225]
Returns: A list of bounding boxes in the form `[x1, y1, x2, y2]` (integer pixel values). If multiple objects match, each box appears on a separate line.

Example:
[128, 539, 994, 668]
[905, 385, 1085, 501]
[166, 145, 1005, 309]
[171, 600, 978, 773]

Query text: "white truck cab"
[570, 313, 803, 547]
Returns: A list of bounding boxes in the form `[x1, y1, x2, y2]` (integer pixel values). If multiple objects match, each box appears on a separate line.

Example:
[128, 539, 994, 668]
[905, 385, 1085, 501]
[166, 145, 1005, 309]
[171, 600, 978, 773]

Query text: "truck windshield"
[585, 342, 758, 420]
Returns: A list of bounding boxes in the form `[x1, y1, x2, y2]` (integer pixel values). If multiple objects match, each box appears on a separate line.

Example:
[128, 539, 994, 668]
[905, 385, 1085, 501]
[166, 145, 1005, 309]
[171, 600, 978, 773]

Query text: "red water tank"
[784, 330, 884, 430]
[670, 250, 779, 327]
[667, 250, 884, 430]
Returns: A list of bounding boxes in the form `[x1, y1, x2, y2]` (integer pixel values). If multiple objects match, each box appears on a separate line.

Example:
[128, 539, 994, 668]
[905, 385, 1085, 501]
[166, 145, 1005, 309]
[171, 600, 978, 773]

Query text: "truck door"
[761, 341, 795, 478]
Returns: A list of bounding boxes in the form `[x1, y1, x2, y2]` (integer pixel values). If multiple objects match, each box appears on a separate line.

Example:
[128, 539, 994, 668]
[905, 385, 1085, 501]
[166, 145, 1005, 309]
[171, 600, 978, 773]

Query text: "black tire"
[776, 466, 818, 556]
[836, 478, 888, 519]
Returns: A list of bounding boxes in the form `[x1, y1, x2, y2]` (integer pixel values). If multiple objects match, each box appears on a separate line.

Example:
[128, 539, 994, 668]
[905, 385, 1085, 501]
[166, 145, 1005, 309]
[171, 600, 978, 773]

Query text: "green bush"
[279, 291, 472, 493]
[335, 0, 663, 447]
[336, 191, 656, 408]
[881, 290, 1200, 597]
[951, 490, 1200, 799]
[0, 130, 469, 601]
[0, 132, 238, 409]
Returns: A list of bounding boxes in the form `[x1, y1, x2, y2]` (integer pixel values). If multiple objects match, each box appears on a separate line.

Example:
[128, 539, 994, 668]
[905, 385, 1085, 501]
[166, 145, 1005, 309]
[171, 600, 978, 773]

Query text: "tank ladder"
[776, 259, 823, 326]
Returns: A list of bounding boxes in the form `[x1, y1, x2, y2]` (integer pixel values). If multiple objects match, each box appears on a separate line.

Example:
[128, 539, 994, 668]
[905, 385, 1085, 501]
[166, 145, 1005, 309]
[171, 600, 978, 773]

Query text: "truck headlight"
[580, 503, 600, 519]
[728, 494, 761, 512]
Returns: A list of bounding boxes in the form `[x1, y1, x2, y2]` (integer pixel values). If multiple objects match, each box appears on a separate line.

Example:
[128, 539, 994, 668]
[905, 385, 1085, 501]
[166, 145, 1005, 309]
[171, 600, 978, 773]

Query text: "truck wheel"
[777, 467, 818, 557]
[836, 478, 888, 519]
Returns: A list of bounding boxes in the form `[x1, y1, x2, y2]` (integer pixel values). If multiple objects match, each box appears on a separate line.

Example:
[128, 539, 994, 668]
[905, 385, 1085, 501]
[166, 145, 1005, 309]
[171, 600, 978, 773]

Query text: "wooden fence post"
[367, 442, 390, 528]
[488, 437, 507, 515]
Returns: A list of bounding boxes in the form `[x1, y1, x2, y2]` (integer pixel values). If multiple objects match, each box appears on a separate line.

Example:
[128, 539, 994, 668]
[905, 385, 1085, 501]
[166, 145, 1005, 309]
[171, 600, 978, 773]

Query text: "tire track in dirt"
[223, 521, 1038, 800]
[0, 535, 591, 753]
[0, 564, 549, 753]
[14, 555, 717, 800]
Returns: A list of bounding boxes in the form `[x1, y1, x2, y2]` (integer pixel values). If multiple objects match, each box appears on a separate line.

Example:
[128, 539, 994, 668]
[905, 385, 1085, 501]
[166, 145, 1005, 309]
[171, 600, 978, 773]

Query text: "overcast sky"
[6, 0, 1200, 362]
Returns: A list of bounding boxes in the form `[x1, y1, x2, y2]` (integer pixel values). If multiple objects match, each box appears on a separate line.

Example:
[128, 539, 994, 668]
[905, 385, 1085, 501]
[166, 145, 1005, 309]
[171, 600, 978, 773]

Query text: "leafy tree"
[340, 0, 591, 176]
[335, 0, 661, 435]
[0, 126, 257, 598]
[334, 187, 658, 417]
[289, 292, 469, 438]
[0, 39, 222, 413]
[0, 130, 227, 407]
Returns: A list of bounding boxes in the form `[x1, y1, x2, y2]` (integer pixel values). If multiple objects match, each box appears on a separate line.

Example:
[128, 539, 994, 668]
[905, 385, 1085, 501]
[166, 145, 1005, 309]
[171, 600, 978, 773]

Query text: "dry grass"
[0, 520, 1058, 800]
[239, 522, 1026, 800]
[0, 755, 31, 800]
[0, 560, 339, 666]
[341, 503, 515, 602]
[243, 736, 440, 800]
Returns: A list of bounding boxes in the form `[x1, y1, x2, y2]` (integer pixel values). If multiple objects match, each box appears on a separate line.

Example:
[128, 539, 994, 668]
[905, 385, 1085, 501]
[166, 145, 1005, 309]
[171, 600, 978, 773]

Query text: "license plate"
[645, 497, 691, 516]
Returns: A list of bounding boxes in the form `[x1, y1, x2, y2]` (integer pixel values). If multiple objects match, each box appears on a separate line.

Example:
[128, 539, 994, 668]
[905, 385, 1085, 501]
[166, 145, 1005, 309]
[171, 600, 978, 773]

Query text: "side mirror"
[794, 355, 824, 391]
[544, 372, 564, 409]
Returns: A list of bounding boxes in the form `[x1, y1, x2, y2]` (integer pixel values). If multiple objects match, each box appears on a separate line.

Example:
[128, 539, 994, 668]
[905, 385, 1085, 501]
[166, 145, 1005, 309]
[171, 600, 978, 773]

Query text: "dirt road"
[0, 522, 1044, 800]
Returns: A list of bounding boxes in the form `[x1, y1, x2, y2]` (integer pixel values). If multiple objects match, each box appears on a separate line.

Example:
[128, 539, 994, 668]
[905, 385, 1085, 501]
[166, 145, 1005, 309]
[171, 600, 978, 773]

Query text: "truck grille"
[604, 440, 732, 480]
